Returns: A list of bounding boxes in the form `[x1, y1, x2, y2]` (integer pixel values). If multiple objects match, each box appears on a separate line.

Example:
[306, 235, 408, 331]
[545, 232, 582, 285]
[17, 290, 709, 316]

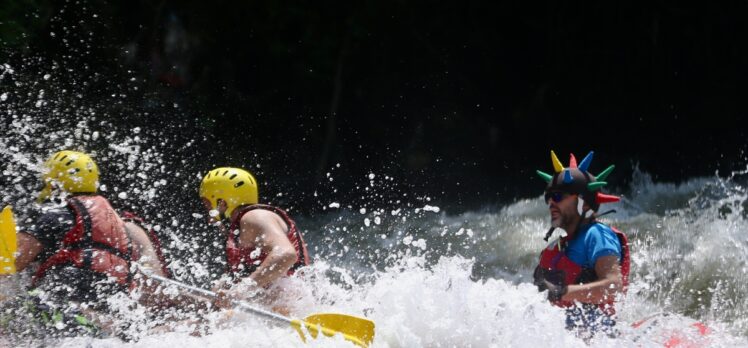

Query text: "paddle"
[140, 267, 375, 347]
[0, 206, 17, 275]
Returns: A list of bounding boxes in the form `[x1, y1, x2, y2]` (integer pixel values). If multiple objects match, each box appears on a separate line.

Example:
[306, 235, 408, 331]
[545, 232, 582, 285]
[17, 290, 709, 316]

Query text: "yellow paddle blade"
[0, 206, 17, 275]
[305, 313, 375, 344]
[291, 313, 375, 347]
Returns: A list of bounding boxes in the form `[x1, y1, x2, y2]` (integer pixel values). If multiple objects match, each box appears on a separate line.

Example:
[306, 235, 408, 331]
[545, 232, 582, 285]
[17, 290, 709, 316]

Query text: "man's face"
[546, 191, 579, 230]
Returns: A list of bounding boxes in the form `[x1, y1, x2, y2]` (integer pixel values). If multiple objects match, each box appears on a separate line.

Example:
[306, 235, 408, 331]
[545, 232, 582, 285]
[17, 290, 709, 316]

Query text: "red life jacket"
[537, 224, 630, 315]
[33, 195, 137, 288]
[225, 204, 310, 278]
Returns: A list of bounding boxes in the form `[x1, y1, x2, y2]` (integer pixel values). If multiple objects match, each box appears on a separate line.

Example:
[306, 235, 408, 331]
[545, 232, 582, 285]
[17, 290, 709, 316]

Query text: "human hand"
[213, 288, 234, 309]
[532, 267, 567, 301]
[541, 279, 567, 302]
[211, 277, 259, 309]
[211, 278, 235, 309]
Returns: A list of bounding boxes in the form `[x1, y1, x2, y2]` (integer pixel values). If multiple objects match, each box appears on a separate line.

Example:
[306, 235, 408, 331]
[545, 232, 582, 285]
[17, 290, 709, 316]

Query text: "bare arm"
[237, 210, 298, 289]
[561, 255, 623, 304]
[15, 232, 43, 272]
[125, 222, 174, 308]
[125, 222, 165, 277]
[127, 223, 209, 312]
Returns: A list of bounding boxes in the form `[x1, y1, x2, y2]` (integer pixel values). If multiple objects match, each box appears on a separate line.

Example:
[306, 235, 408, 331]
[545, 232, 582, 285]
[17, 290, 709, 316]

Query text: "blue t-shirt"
[564, 222, 621, 269]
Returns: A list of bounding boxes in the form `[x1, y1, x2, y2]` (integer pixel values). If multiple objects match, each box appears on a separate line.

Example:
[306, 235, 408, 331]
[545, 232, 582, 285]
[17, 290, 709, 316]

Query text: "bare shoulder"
[242, 208, 279, 219]
[239, 208, 288, 236]
[240, 208, 281, 226]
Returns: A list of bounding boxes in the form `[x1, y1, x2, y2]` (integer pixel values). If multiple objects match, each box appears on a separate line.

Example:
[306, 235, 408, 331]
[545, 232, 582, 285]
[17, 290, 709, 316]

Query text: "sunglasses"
[545, 191, 571, 204]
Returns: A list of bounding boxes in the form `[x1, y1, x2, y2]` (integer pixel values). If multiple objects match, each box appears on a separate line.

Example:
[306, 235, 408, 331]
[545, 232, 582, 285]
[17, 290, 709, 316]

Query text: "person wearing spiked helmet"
[199, 167, 310, 309]
[6, 150, 172, 339]
[533, 151, 630, 337]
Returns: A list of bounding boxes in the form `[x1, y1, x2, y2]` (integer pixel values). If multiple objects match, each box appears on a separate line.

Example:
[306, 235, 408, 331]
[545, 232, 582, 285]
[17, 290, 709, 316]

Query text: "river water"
[1, 61, 748, 347]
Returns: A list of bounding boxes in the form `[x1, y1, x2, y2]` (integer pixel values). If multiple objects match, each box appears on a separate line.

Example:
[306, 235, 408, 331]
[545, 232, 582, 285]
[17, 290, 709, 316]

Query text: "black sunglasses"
[545, 191, 570, 204]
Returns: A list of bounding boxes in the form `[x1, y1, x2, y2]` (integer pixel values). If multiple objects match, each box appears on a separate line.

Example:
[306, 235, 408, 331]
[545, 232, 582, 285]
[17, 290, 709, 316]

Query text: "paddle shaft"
[146, 272, 292, 325]
[140, 266, 374, 347]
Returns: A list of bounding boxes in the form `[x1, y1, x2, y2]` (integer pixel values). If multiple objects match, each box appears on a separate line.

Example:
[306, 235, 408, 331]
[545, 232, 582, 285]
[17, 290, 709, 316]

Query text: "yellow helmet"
[199, 167, 258, 219]
[38, 150, 99, 202]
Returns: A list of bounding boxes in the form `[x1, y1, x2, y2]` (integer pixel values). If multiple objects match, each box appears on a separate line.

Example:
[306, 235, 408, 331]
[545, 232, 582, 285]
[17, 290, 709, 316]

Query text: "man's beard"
[551, 212, 576, 231]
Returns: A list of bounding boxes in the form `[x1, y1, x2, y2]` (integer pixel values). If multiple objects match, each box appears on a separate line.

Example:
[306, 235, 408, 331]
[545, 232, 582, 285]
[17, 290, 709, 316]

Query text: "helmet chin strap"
[577, 196, 595, 218]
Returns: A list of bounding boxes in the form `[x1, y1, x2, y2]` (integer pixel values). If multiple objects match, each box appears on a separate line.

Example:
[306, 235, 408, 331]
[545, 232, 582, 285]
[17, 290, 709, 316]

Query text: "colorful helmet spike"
[587, 182, 607, 191]
[536, 170, 553, 183]
[596, 164, 615, 182]
[537, 150, 620, 212]
[550, 150, 564, 173]
[563, 170, 573, 184]
[596, 192, 621, 204]
[568, 153, 578, 168]
[578, 151, 594, 172]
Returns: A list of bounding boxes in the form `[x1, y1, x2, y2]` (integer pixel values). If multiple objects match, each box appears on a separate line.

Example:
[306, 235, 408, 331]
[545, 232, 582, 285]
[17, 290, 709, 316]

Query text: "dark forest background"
[1, 1, 747, 214]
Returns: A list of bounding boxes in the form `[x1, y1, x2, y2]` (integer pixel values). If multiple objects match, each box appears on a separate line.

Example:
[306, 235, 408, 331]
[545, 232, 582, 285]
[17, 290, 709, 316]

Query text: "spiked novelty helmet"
[536, 150, 620, 216]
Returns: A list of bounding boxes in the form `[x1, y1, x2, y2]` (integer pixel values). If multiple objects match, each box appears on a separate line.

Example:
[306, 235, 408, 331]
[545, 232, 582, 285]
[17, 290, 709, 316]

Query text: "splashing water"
[2, 103, 748, 348]
[2, 13, 748, 346]
[290, 168, 748, 347]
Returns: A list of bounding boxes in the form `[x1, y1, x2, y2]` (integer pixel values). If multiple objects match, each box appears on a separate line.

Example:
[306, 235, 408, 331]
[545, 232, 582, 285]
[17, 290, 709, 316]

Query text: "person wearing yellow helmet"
[199, 167, 310, 308]
[7, 150, 172, 339]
